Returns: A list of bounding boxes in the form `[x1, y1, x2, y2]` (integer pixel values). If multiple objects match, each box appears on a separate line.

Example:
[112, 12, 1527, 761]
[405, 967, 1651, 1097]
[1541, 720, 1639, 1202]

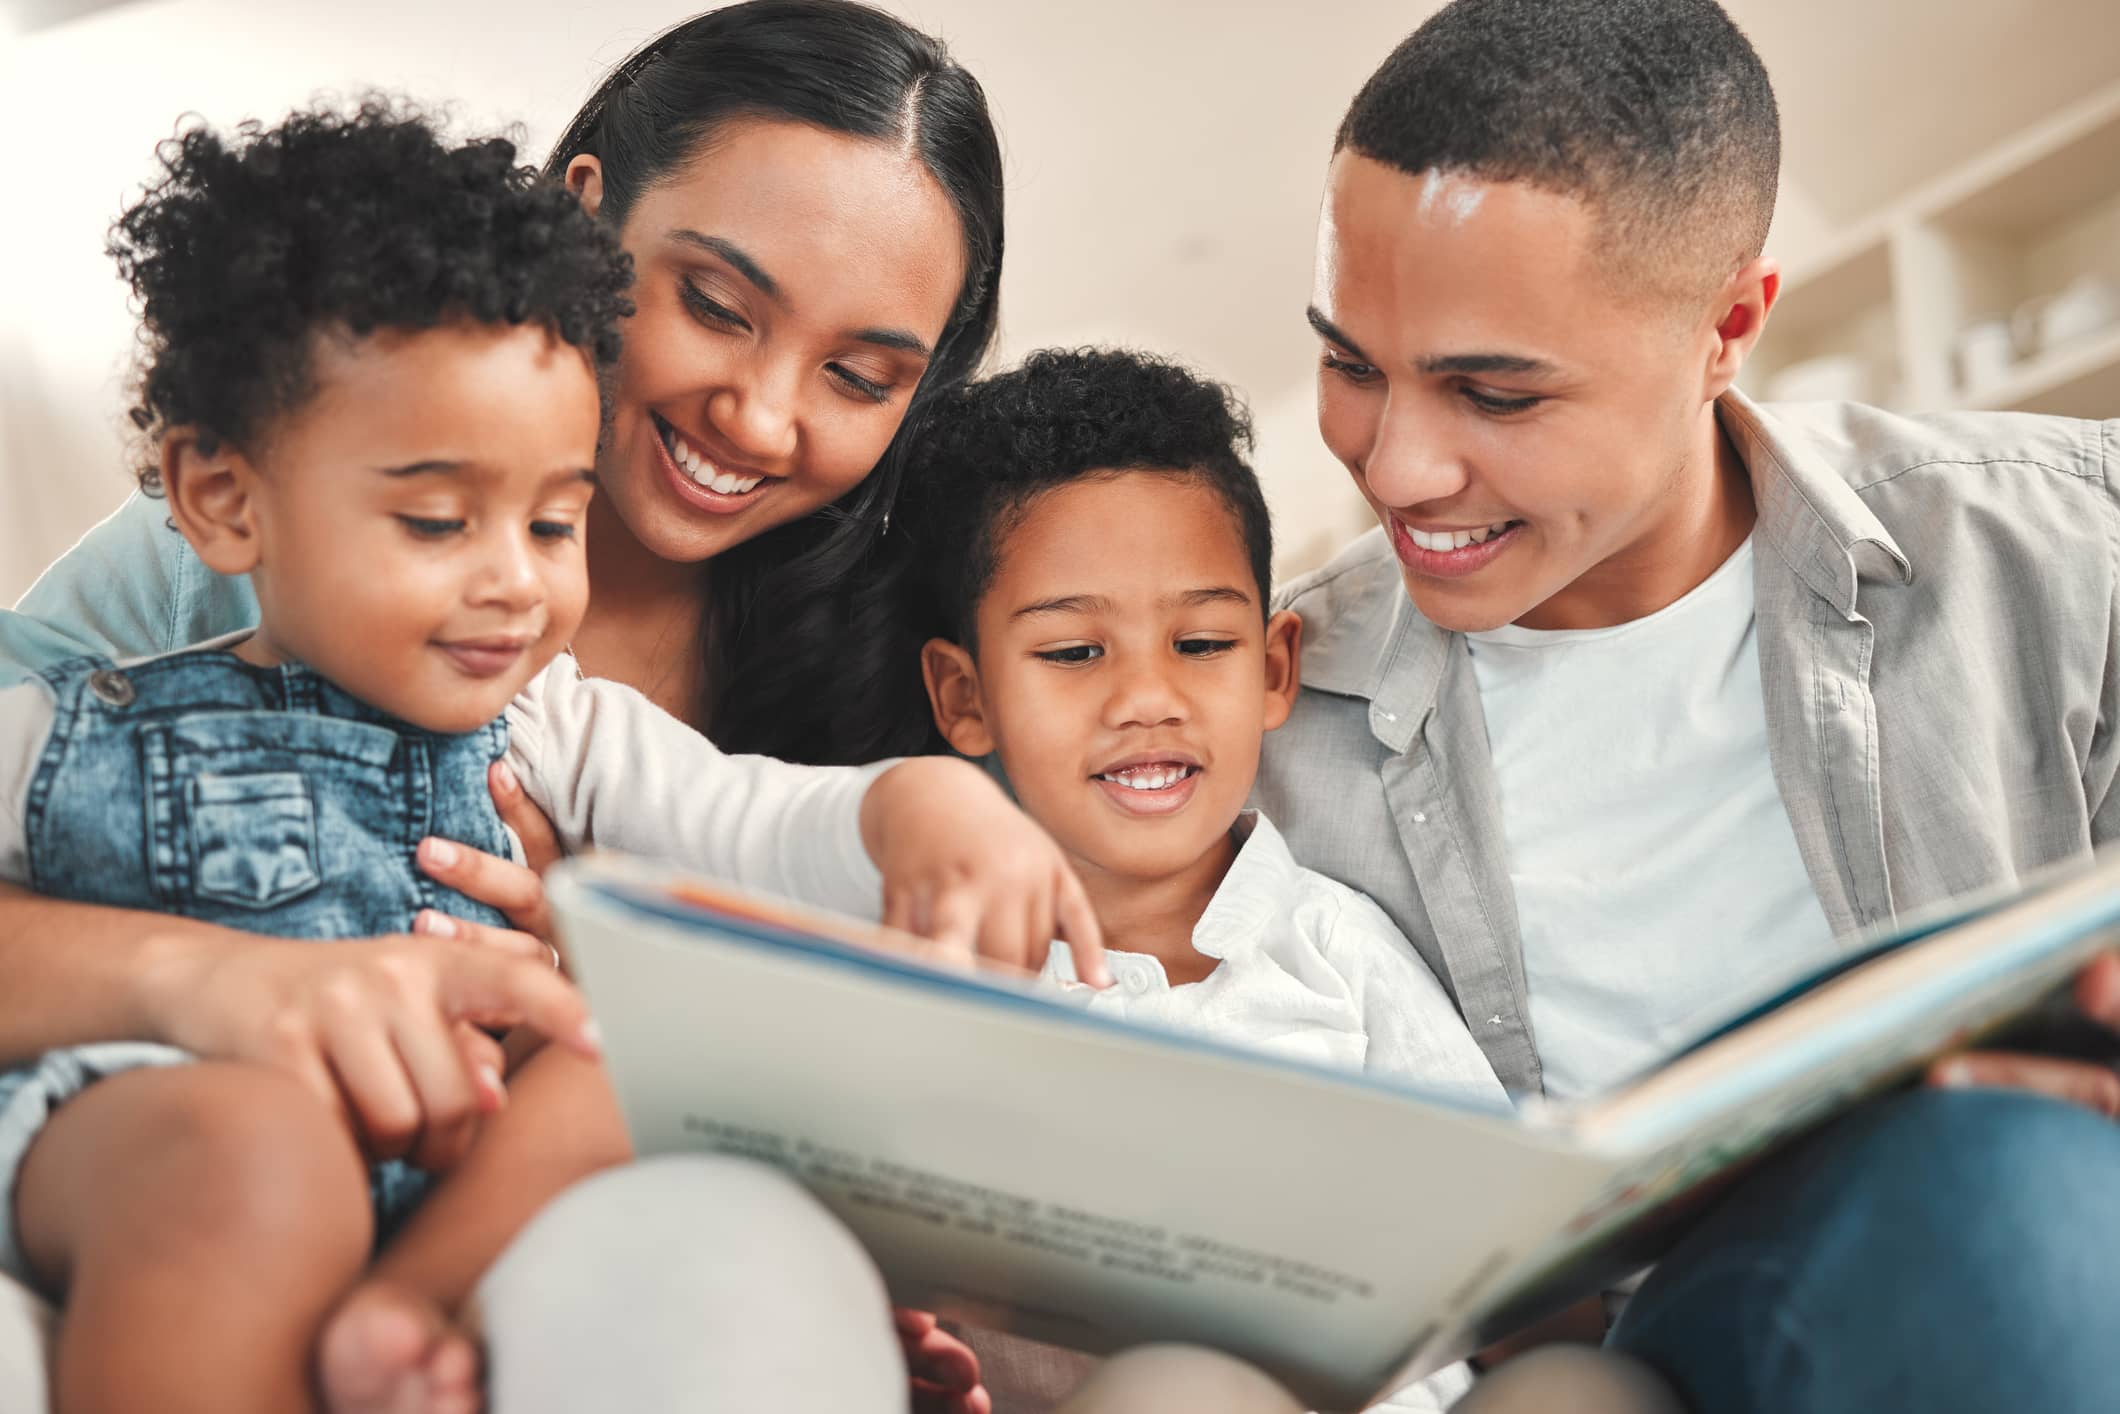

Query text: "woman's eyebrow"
[853, 327, 932, 358]
[669, 229, 931, 358]
[669, 230, 778, 298]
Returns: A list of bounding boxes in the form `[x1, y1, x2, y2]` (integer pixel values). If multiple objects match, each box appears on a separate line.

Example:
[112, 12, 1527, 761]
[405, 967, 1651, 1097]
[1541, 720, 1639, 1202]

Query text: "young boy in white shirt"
[911, 348, 1507, 1411]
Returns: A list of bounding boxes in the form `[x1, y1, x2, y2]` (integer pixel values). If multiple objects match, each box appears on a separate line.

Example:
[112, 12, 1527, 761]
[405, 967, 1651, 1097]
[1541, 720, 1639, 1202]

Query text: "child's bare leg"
[15, 1063, 372, 1414]
[319, 1046, 628, 1414]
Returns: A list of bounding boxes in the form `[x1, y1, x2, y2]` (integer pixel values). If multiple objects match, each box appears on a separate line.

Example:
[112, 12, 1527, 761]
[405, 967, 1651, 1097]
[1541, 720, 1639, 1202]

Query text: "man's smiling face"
[1310, 154, 1746, 633]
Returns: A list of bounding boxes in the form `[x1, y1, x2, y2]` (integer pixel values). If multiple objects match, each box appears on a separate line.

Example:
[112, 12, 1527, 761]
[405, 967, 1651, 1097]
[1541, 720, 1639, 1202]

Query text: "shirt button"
[1489, 1015, 1504, 1026]
[1380, 710, 1398, 722]
[88, 669, 136, 707]
[1412, 811, 1428, 824]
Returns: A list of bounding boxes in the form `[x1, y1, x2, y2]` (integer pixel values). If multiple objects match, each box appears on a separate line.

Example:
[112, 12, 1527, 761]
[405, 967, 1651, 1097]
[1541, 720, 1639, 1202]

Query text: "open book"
[547, 849, 2120, 1413]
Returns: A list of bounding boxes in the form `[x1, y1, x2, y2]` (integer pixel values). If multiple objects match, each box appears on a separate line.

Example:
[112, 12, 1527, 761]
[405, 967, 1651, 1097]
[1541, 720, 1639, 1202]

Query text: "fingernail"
[1936, 1060, 1972, 1087]
[579, 1018, 603, 1054]
[491, 761, 520, 796]
[423, 838, 459, 868]
[415, 910, 458, 938]
[479, 1064, 506, 1106]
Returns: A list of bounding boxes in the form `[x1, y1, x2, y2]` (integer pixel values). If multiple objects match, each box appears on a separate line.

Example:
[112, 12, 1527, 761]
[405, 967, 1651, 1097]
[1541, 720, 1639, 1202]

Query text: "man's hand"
[138, 932, 600, 1170]
[862, 757, 1110, 986]
[1930, 951, 2120, 1116]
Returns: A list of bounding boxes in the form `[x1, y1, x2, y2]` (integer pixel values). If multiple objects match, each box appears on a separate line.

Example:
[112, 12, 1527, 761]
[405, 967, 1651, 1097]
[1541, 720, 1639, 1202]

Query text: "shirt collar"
[1719, 387, 1912, 618]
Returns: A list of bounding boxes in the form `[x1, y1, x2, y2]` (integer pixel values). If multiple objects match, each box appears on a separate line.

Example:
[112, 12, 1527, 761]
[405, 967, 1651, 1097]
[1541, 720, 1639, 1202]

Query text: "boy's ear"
[920, 638, 998, 758]
[1260, 609, 1304, 732]
[160, 429, 265, 577]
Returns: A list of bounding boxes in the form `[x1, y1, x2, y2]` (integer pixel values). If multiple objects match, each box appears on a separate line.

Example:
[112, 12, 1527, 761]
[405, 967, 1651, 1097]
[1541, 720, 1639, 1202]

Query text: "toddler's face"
[928, 472, 1300, 888]
[187, 322, 600, 733]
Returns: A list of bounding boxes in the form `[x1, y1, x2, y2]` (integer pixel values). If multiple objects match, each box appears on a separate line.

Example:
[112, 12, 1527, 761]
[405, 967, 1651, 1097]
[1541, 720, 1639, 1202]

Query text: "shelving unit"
[1744, 80, 2120, 419]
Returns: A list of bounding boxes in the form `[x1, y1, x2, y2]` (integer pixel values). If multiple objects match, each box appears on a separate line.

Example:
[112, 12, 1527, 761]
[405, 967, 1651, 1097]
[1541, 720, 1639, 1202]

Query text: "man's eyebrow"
[1169, 586, 1253, 609]
[1416, 352, 1556, 377]
[1011, 593, 1113, 621]
[1306, 306, 1370, 361]
[670, 230, 778, 299]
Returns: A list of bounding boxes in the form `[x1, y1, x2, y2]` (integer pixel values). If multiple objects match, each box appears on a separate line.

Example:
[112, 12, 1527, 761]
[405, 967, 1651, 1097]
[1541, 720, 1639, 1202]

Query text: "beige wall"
[3, 0, 2116, 603]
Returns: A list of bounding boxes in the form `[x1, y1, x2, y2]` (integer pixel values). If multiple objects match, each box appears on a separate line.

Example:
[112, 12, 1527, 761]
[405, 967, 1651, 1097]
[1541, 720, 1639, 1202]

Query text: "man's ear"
[160, 429, 265, 577]
[1701, 254, 1781, 402]
[920, 638, 997, 758]
[1260, 609, 1304, 732]
[566, 155, 606, 220]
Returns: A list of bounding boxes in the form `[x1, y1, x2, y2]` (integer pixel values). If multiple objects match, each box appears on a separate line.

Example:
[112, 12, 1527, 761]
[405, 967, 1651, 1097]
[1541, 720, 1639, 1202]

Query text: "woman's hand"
[895, 1309, 992, 1414]
[139, 931, 600, 1171]
[412, 760, 568, 959]
[860, 757, 1110, 987]
[1930, 951, 2120, 1115]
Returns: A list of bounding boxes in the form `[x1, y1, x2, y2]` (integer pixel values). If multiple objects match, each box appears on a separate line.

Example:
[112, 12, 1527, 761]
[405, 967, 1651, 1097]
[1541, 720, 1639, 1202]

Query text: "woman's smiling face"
[573, 118, 967, 562]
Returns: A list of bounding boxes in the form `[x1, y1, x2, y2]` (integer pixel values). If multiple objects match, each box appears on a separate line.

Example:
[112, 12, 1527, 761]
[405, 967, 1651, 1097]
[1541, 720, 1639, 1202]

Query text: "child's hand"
[860, 757, 1110, 986]
[895, 1308, 991, 1414]
[140, 934, 601, 1170]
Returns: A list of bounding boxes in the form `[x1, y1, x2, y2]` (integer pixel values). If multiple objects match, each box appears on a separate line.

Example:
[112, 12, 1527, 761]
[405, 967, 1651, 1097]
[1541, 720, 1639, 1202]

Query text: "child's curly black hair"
[904, 347, 1272, 650]
[110, 98, 635, 495]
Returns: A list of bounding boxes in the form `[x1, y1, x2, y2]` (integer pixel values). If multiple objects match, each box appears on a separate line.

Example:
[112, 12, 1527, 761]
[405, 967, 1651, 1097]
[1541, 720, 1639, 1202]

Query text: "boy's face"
[1310, 154, 1768, 632]
[168, 322, 600, 733]
[923, 472, 1301, 889]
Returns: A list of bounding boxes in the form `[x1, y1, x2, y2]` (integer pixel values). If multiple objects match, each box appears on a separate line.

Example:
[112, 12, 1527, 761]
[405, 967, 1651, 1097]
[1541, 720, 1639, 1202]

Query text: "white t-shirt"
[1044, 812, 1503, 1413]
[1466, 537, 1842, 1100]
[0, 644, 887, 916]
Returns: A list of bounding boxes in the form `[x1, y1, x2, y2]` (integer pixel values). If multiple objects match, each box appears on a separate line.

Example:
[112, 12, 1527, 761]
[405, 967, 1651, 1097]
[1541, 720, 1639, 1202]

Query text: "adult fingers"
[418, 837, 555, 945]
[413, 909, 549, 962]
[1931, 1051, 2120, 1117]
[490, 760, 565, 876]
[435, 947, 600, 1060]
[928, 886, 997, 969]
[2074, 951, 2120, 1028]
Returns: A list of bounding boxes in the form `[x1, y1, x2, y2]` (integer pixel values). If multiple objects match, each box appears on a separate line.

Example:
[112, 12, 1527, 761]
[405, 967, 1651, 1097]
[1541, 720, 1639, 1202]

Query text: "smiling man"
[1258, 0, 2120, 1410]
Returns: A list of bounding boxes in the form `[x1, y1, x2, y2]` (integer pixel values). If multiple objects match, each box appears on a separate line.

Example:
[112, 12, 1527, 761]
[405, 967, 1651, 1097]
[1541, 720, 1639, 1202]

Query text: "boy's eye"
[530, 520, 579, 541]
[1321, 348, 1380, 384]
[1176, 638, 1237, 657]
[680, 279, 749, 332]
[1462, 385, 1543, 415]
[1034, 644, 1103, 665]
[397, 515, 465, 538]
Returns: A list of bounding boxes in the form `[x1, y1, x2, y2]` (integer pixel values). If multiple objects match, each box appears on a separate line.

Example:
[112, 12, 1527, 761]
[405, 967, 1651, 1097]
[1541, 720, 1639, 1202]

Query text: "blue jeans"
[1610, 1087, 2120, 1413]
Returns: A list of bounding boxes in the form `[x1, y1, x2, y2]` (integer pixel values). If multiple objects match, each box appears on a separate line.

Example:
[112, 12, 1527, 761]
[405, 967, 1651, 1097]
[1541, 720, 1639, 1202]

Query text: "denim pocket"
[188, 772, 323, 909]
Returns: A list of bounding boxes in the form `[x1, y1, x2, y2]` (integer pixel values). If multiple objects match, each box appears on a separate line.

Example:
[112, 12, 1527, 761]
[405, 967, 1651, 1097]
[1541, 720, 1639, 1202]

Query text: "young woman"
[0, 3, 1023, 1409]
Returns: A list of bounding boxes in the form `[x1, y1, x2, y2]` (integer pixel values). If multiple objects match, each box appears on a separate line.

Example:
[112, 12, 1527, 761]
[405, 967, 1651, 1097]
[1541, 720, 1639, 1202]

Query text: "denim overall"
[0, 645, 514, 1280]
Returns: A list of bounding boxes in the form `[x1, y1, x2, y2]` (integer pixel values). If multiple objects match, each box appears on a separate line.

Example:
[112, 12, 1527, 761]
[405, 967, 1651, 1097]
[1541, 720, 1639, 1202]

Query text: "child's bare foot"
[319, 1279, 481, 1414]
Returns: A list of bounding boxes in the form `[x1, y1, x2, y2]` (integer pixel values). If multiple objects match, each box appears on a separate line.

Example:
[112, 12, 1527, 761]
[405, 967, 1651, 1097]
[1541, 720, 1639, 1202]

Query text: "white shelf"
[1760, 80, 2120, 421]
[1963, 325, 2120, 418]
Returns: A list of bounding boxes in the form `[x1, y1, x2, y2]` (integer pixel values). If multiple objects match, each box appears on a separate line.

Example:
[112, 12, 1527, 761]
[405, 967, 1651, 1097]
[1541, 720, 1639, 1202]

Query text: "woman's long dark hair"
[544, 0, 999, 763]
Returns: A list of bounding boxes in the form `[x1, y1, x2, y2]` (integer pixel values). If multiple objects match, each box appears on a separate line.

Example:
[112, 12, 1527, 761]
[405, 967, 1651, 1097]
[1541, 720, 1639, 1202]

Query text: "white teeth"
[663, 424, 764, 496]
[1098, 764, 1194, 791]
[1408, 522, 1514, 552]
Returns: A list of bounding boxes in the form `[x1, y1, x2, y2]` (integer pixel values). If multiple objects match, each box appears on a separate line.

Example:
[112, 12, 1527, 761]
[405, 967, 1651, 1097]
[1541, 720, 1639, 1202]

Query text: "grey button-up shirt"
[1258, 391, 2120, 1096]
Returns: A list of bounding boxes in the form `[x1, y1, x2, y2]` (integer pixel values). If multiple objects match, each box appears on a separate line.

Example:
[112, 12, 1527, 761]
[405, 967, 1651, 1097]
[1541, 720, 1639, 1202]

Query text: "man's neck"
[1076, 828, 1242, 986]
[1518, 403, 1757, 632]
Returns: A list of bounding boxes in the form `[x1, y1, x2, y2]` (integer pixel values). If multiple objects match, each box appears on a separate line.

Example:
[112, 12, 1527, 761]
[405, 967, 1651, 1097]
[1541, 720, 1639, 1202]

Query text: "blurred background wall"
[3, 0, 2118, 602]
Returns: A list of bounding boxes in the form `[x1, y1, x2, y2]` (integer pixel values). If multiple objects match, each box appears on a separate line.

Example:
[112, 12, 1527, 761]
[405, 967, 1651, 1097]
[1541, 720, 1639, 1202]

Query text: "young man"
[1261, 0, 2120, 1408]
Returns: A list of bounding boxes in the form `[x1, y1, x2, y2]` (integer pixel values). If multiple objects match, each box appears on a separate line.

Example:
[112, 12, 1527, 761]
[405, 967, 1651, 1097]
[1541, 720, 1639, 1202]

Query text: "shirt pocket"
[187, 771, 322, 909]
[142, 710, 402, 913]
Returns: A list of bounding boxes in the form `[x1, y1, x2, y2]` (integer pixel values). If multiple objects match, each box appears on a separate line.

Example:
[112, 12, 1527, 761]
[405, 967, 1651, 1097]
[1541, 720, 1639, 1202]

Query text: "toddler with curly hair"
[0, 103, 1100, 1414]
